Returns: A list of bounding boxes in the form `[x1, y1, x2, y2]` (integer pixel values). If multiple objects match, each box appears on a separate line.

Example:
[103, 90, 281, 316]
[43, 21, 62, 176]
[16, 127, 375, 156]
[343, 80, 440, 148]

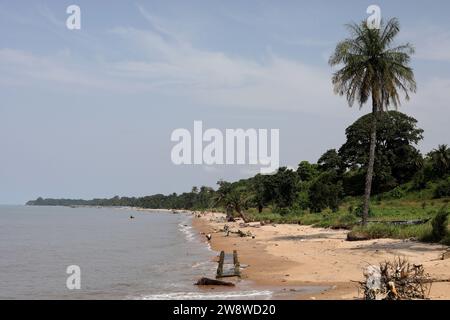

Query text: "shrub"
[431, 208, 449, 241]
[297, 191, 310, 210]
[411, 168, 427, 191]
[384, 186, 406, 199]
[433, 178, 450, 199]
[442, 234, 450, 246]
[348, 205, 354, 214]
[277, 207, 290, 216]
[354, 203, 373, 218]
[421, 207, 449, 243]
[332, 213, 359, 229]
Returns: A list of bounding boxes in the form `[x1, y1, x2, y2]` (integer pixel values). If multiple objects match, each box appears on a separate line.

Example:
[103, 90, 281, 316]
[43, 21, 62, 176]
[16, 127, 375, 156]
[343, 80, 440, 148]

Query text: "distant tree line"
[28, 111, 450, 216]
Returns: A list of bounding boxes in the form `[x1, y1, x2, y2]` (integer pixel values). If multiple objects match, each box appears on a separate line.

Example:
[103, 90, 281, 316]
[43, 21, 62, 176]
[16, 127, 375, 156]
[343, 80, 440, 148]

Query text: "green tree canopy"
[297, 161, 319, 182]
[318, 149, 343, 174]
[339, 111, 423, 194]
[264, 167, 299, 209]
[427, 144, 450, 178]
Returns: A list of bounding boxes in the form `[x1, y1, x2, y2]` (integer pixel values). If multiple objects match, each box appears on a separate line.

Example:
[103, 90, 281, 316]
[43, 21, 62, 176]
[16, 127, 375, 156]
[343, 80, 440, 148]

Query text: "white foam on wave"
[177, 217, 213, 251]
[140, 290, 273, 300]
[191, 261, 215, 269]
[178, 221, 196, 242]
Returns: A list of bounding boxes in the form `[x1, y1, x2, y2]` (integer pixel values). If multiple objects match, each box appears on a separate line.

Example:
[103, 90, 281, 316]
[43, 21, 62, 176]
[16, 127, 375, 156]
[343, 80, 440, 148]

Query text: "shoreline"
[191, 211, 450, 300]
[21, 205, 450, 299]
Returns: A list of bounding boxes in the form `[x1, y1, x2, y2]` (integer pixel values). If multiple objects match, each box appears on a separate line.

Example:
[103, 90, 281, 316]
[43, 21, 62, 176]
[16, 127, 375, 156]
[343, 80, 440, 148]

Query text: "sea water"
[0, 205, 276, 299]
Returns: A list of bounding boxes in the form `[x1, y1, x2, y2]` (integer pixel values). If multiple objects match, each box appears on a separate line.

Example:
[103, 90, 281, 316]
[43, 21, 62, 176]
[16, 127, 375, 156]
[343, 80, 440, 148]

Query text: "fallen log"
[427, 278, 450, 283]
[442, 250, 450, 260]
[237, 230, 250, 237]
[346, 231, 370, 242]
[368, 218, 431, 226]
[220, 226, 254, 238]
[195, 277, 235, 286]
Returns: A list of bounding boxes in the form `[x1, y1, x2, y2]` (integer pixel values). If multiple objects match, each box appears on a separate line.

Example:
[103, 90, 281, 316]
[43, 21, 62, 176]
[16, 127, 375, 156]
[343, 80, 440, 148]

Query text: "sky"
[1, 0, 450, 204]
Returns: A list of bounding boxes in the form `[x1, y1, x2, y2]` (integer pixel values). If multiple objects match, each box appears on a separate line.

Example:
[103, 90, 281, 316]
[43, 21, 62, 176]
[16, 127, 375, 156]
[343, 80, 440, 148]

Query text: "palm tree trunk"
[362, 97, 380, 226]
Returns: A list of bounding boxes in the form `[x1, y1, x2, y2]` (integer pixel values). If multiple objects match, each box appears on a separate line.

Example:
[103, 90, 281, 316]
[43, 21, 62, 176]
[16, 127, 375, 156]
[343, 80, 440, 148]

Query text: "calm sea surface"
[0, 205, 278, 299]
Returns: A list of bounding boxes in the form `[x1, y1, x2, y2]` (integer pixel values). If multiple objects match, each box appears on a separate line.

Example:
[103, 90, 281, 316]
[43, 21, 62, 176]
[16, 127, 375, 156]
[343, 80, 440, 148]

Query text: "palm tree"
[214, 180, 250, 222]
[428, 144, 450, 176]
[329, 18, 416, 225]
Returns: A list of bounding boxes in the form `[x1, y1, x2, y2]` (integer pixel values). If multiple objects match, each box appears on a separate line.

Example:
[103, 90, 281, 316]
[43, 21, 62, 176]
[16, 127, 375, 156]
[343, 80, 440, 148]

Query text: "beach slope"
[193, 212, 450, 300]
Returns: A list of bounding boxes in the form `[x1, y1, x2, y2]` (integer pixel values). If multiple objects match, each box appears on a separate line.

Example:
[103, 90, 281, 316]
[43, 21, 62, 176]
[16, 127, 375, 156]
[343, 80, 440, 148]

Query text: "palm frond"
[329, 17, 416, 110]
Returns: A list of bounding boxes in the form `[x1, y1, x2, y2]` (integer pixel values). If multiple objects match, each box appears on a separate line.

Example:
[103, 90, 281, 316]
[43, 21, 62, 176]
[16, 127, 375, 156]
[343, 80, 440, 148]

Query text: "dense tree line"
[28, 111, 450, 216]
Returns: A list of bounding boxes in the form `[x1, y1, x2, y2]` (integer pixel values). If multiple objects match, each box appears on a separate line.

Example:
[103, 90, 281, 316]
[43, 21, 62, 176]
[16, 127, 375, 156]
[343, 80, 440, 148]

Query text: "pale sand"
[192, 211, 450, 300]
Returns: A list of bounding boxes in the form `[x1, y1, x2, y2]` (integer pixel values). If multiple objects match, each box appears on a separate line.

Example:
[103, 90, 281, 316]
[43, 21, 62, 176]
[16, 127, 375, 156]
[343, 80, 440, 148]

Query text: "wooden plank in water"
[233, 250, 240, 276]
[216, 251, 225, 278]
[216, 250, 240, 278]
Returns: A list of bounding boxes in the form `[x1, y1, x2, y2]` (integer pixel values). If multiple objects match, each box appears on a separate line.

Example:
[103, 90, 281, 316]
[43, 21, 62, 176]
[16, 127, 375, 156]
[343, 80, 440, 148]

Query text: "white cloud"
[0, 48, 111, 90]
[0, 48, 157, 93]
[109, 25, 341, 115]
[1, 13, 449, 122]
[0, 23, 343, 116]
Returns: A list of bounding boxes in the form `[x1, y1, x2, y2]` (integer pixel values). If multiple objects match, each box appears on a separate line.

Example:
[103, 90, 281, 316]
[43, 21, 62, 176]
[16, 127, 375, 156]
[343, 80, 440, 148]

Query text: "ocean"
[0, 205, 275, 300]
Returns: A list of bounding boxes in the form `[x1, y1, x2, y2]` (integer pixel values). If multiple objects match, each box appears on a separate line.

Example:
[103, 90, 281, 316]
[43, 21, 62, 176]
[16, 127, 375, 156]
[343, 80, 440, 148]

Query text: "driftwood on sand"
[358, 257, 435, 300]
[218, 224, 254, 238]
[346, 232, 370, 241]
[195, 277, 235, 286]
[368, 218, 431, 226]
[441, 249, 450, 260]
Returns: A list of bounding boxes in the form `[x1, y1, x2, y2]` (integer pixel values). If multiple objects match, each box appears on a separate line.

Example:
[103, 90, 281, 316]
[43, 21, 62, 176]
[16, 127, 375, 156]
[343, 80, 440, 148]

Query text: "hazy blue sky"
[1, 0, 450, 204]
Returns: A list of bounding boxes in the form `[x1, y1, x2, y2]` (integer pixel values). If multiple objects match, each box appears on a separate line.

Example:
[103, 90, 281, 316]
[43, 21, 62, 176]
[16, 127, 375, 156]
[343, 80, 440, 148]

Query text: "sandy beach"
[193, 211, 450, 300]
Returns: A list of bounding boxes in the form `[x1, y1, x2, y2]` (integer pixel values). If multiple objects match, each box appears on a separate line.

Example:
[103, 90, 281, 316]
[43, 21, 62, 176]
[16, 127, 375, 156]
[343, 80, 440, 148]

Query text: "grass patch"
[246, 210, 359, 229]
[347, 207, 450, 243]
[241, 196, 450, 244]
[348, 223, 432, 241]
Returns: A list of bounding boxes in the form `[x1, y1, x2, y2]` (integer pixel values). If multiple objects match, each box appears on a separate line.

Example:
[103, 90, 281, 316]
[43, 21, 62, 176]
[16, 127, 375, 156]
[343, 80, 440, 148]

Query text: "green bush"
[433, 178, 450, 199]
[276, 207, 290, 216]
[333, 213, 359, 229]
[354, 203, 373, 218]
[297, 191, 310, 210]
[420, 207, 449, 243]
[411, 169, 427, 191]
[442, 234, 450, 246]
[386, 186, 406, 199]
[431, 208, 449, 240]
[348, 205, 354, 214]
